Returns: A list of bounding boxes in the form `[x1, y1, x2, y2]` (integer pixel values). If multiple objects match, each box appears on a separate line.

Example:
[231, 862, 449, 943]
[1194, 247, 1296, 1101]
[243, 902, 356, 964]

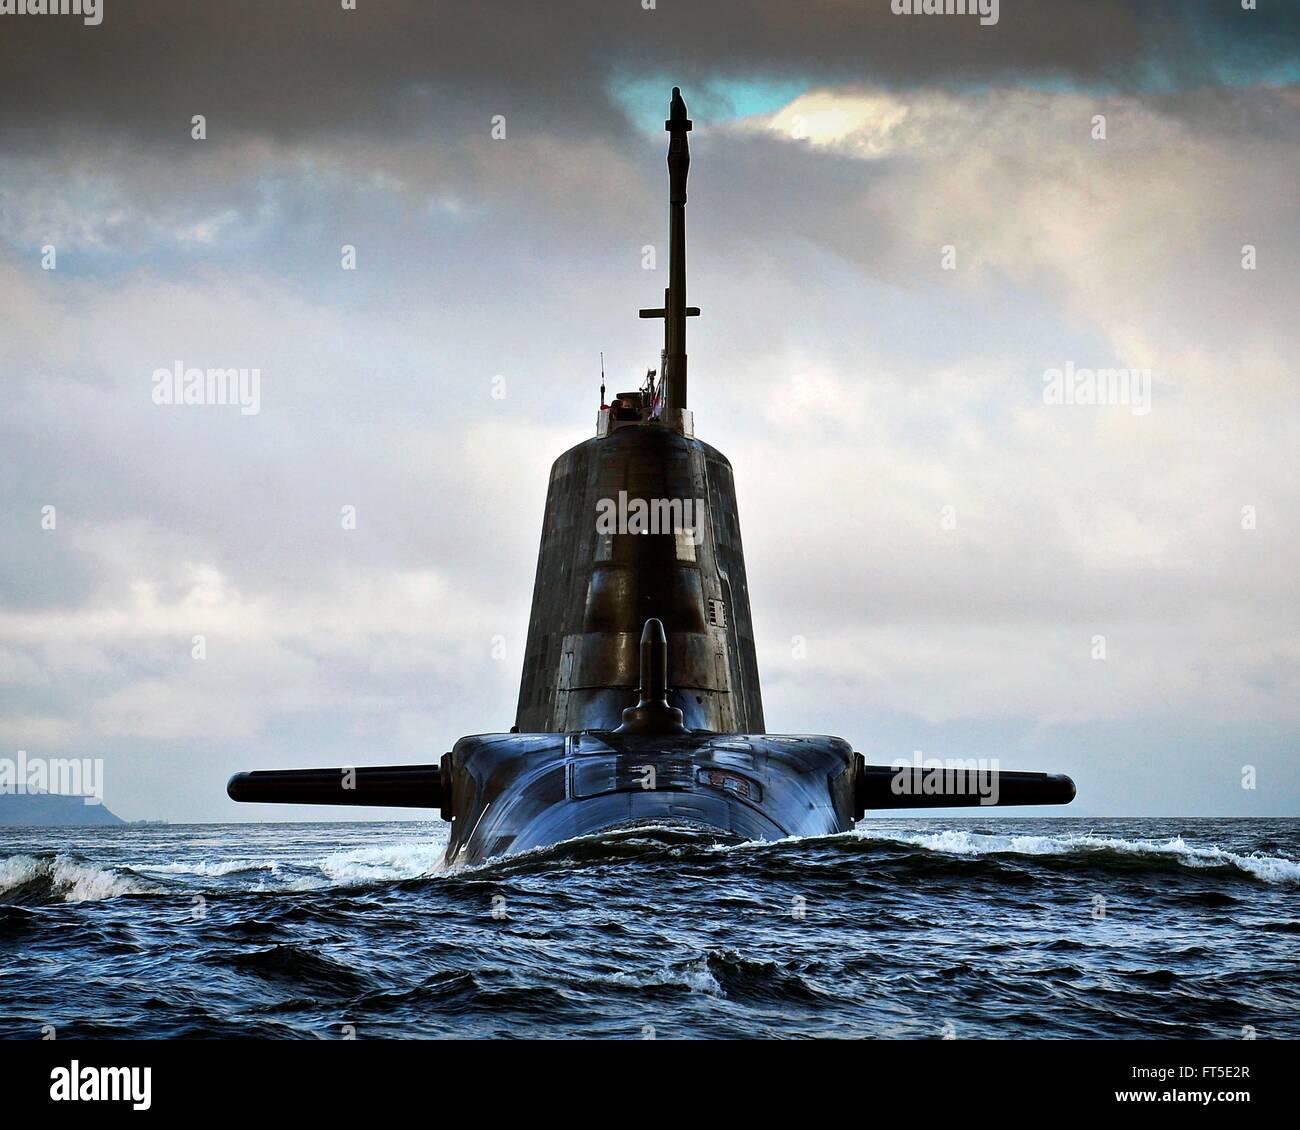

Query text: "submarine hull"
[442, 731, 856, 867]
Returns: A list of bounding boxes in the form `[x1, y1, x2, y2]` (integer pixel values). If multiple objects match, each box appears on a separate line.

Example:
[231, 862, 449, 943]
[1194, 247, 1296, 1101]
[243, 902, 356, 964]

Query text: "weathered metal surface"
[514, 424, 763, 735]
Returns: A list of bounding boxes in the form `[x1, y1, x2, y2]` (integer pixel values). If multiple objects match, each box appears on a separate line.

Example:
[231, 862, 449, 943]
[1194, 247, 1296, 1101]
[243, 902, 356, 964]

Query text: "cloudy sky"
[1, 1, 1296, 820]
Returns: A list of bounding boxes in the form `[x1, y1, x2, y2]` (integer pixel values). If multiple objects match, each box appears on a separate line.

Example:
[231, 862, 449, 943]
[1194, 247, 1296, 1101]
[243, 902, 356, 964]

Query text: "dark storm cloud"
[0, 0, 1295, 150]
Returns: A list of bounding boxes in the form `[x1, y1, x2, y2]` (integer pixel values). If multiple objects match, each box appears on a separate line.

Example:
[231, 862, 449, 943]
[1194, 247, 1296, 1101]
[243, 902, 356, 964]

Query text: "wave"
[848, 829, 1300, 885]
[5, 825, 1296, 905]
[316, 842, 448, 884]
[136, 859, 283, 877]
[400, 822, 1300, 890]
[0, 854, 151, 903]
[442, 823, 735, 879]
[93, 842, 450, 895]
[0, 838, 451, 904]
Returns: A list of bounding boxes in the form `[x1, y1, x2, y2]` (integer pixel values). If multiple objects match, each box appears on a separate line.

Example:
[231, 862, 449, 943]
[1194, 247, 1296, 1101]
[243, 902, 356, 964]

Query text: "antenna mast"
[639, 87, 700, 425]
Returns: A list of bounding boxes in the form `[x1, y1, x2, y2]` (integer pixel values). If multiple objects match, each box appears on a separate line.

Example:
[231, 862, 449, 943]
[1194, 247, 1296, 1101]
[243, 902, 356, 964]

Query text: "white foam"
[590, 961, 725, 998]
[852, 829, 1300, 884]
[0, 854, 40, 894]
[254, 875, 332, 892]
[137, 859, 281, 877]
[130, 843, 447, 889]
[682, 962, 724, 995]
[0, 853, 150, 902]
[316, 842, 448, 885]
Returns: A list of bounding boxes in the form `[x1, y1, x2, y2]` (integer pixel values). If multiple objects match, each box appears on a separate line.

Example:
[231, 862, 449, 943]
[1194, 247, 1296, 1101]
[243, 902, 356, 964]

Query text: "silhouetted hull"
[442, 731, 856, 867]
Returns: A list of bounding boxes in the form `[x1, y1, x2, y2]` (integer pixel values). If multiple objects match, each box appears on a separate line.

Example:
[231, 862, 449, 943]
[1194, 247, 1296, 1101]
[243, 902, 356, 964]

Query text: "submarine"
[228, 88, 1075, 865]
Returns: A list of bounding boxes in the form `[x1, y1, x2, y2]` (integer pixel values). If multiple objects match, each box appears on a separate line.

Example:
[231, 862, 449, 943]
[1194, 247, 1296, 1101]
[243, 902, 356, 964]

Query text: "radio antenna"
[638, 87, 698, 424]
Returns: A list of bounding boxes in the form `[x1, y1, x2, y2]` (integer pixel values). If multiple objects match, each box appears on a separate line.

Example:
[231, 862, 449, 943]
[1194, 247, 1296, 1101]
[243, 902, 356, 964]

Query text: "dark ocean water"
[1, 818, 1296, 1040]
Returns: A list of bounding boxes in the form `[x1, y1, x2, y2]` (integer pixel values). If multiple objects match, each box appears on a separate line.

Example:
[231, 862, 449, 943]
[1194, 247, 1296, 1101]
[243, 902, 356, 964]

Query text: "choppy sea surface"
[1, 818, 1296, 1039]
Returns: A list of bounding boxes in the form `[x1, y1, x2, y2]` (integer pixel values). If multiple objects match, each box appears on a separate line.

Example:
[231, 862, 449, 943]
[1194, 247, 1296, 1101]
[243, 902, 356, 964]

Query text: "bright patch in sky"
[611, 75, 814, 128]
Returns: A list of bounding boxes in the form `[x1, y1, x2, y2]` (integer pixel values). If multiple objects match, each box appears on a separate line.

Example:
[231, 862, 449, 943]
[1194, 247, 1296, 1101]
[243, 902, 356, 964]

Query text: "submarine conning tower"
[515, 88, 765, 735]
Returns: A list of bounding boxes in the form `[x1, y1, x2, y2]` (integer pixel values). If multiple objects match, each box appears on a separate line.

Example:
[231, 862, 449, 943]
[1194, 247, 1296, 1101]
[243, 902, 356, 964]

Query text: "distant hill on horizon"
[0, 792, 126, 827]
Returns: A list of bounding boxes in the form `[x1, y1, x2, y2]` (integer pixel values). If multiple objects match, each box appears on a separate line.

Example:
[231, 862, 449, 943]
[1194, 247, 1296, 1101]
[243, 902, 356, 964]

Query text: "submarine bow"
[228, 88, 1076, 865]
